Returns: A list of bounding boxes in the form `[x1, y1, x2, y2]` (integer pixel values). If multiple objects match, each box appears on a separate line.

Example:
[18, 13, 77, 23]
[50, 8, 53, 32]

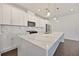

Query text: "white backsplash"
[0, 25, 44, 35]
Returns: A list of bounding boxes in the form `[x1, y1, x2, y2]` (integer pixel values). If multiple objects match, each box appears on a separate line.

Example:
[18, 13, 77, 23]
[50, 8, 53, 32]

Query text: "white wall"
[52, 14, 79, 41]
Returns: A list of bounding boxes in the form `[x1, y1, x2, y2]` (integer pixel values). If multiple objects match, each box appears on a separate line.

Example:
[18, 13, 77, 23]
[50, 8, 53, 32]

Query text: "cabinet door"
[11, 7, 25, 25]
[0, 4, 3, 24]
[0, 35, 2, 52]
[2, 4, 12, 24]
[0, 35, 12, 51]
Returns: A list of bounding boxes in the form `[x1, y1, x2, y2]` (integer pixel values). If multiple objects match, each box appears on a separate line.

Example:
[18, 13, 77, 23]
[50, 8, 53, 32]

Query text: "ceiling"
[9, 3, 79, 19]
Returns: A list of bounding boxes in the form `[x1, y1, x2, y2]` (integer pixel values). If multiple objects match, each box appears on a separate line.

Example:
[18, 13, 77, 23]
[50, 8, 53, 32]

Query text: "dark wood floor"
[1, 39, 79, 56]
[1, 48, 17, 56]
[54, 39, 79, 56]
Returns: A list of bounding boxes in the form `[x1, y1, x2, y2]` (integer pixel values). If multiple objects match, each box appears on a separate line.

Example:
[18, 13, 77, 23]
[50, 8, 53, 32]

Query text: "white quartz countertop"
[17, 32, 64, 49]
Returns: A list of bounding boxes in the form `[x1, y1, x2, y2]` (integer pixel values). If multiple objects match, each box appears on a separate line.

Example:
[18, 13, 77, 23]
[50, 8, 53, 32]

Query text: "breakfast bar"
[17, 32, 64, 56]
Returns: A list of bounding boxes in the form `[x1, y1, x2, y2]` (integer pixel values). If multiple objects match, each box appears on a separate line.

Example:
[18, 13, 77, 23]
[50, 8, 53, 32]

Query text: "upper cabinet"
[0, 4, 50, 27]
[11, 7, 26, 25]
[0, 4, 3, 24]
[2, 4, 12, 24]
[0, 4, 12, 24]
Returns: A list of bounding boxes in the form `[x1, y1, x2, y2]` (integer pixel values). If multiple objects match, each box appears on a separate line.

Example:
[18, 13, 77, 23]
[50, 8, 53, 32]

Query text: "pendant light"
[46, 3, 51, 17]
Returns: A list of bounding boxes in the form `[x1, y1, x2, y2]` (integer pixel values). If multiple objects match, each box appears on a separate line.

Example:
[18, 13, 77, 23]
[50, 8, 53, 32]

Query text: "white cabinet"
[0, 4, 50, 26]
[0, 4, 3, 24]
[2, 4, 12, 24]
[11, 7, 25, 25]
[0, 34, 14, 52]
[12, 35, 22, 48]
[0, 4, 27, 25]
[0, 35, 2, 52]
[0, 4, 12, 24]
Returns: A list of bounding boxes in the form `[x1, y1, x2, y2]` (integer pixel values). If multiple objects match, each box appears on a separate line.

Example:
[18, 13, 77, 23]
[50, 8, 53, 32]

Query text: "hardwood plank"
[1, 48, 17, 56]
[54, 39, 79, 56]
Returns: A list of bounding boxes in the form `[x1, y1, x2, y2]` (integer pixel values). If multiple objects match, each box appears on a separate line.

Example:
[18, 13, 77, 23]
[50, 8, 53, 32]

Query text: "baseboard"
[65, 37, 79, 42]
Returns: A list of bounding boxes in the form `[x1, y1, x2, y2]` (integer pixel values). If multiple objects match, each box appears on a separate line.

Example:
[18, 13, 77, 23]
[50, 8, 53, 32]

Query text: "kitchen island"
[17, 32, 64, 56]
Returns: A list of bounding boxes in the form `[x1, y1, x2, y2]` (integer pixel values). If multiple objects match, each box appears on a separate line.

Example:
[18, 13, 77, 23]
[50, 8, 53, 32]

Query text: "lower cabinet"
[0, 34, 16, 53]
[12, 35, 21, 48]
[0, 35, 2, 52]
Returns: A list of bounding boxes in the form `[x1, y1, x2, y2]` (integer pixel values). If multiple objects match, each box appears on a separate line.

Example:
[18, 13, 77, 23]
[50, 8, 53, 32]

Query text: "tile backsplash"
[0, 25, 44, 35]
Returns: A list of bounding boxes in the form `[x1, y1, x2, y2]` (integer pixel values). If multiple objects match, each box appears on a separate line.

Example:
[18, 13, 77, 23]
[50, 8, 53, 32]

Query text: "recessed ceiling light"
[70, 8, 74, 11]
[47, 12, 50, 17]
[38, 9, 41, 11]
[53, 17, 57, 20]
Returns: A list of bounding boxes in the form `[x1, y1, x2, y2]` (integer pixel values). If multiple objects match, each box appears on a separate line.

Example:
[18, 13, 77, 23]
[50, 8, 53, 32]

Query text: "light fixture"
[38, 9, 41, 11]
[53, 17, 57, 20]
[45, 8, 51, 17]
[47, 12, 51, 16]
[53, 17, 59, 23]
[70, 8, 74, 11]
[37, 4, 51, 17]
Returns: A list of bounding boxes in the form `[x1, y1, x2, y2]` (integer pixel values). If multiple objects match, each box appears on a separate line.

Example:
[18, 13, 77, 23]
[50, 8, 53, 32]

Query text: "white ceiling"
[9, 3, 79, 19]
